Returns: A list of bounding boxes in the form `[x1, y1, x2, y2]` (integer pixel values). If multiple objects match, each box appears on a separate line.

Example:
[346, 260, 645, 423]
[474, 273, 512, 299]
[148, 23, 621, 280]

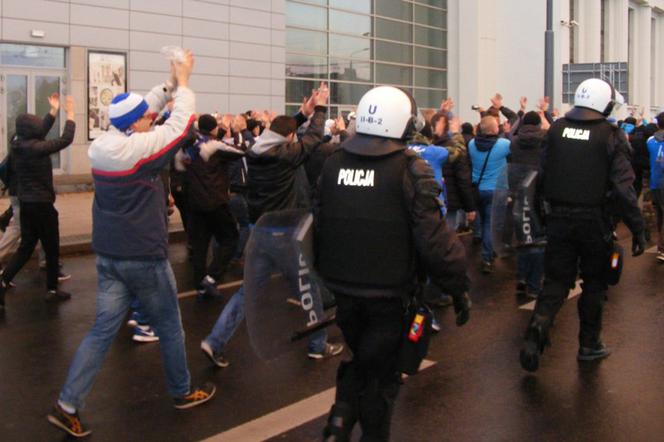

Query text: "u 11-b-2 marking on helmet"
[562, 128, 590, 141]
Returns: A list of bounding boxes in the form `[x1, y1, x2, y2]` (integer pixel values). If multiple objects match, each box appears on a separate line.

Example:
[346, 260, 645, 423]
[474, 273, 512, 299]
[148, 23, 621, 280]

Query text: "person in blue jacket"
[647, 112, 664, 262]
[469, 116, 511, 273]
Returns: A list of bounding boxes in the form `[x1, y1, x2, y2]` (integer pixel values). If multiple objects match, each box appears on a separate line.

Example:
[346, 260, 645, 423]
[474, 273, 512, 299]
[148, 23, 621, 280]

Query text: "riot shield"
[244, 209, 332, 361]
[491, 164, 546, 257]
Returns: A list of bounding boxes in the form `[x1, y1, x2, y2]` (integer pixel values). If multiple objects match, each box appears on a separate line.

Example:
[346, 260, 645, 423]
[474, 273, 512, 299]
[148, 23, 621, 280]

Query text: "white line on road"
[201, 359, 437, 442]
[519, 279, 583, 311]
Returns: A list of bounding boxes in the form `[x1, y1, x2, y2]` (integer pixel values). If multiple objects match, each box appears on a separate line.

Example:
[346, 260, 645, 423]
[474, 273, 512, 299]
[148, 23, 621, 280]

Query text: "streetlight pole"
[545, 0, 554, 110]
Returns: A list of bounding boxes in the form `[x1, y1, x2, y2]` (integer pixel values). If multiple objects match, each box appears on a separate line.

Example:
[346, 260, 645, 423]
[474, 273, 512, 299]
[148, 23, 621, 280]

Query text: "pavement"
[0, 228, 663, 441]
[0, 192, 185, 255]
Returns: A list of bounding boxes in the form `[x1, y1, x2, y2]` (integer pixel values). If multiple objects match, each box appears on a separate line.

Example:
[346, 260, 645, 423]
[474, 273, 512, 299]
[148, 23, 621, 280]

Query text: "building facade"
[1, 0, 663, 176]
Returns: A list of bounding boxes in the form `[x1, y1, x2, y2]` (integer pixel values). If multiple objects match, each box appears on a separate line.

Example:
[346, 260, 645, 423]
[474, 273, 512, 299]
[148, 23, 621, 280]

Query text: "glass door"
[0, 70, 65, 170]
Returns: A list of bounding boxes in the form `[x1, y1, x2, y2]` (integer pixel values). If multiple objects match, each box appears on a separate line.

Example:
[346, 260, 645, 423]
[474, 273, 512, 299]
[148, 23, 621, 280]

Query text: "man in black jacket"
[520, 79, 646, 372]
[180, 114, 245, 297]
[318, 86, 471, 441]
[510, 111, 547, 298]
[0, 94, 75, 309]
[200, 83, 344, 367]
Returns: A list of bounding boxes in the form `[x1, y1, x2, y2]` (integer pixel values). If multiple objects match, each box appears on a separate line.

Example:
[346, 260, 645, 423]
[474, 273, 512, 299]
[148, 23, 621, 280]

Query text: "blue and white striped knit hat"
[109, 92, 149, 131]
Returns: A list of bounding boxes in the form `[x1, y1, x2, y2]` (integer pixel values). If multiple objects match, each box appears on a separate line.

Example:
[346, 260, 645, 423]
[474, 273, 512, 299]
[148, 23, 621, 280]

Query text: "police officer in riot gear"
[315, 86, 471, 441]
[520, 78, 647, 372]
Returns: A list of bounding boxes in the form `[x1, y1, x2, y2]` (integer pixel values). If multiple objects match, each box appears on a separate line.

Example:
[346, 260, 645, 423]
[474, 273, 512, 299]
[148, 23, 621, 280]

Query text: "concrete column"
[575, 0, 602, 62]
[67, 46, 91, 175]
[449, 0, 482, 123]
[652, 11, 664, 111]
[554, 0, 570, 112]
[631, 5, 652, 110]
[605, 0, 629, 62]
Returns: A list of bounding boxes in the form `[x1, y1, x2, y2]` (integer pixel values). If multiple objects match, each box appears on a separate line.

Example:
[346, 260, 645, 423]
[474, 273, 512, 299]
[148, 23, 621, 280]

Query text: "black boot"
[323, 402, 357, 442]
[520, 315, 550, 372]
[358, 377, 400, 442]
[324, 362, 360, 441]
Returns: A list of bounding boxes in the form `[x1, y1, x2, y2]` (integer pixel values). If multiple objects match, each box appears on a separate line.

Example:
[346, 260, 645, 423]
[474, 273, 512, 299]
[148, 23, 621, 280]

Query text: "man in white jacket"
[48, 51, 216, 439]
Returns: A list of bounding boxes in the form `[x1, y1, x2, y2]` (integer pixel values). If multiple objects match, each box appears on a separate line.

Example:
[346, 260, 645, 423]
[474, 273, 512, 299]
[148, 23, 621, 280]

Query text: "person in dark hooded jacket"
[510, 111, 546, 297]
[178, 114, 245, 298]
[0, 94, 75, 309]
[200, 84, 344, 368]
[431, 113, 477, 231]
[630, 120, 657, 197]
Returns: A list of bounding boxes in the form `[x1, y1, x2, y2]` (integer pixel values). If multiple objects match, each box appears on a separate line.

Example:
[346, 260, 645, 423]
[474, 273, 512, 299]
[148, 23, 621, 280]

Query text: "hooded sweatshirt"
[11, 112, 75, 203]
[647, 130, 664, 189]
[510, 124, 545, 167]
[246, 106, 325, 222]
[468, 134, 510, 191]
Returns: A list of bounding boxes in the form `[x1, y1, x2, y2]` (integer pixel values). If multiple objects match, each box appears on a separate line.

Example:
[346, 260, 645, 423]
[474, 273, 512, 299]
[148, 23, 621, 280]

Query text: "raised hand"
[314, 82, 329, 107]
[448, 117, 461, 134]
[519, 96, 527, 111]
[64, 95, 75, 120]
[490, 93, 503, 109]
[172, 50, 194, 88]
[537, 96, 550, 112]
[48, 93, 60, 114]
[440, 97, 455, 114]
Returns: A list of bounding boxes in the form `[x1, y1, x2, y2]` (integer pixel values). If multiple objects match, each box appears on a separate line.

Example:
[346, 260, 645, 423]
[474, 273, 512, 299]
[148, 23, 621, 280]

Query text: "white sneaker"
[657, 251, 664, 263]
[132, 325, 159, 343]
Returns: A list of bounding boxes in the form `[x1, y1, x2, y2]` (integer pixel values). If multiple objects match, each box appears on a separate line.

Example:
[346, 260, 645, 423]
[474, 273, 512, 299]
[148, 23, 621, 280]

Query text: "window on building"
[285, 0, 448, 113]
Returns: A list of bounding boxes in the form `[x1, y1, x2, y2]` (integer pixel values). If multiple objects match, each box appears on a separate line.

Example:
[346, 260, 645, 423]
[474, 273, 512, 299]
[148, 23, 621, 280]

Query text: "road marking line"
[519, 280, 582, 311]
[202, 359, 437, 442]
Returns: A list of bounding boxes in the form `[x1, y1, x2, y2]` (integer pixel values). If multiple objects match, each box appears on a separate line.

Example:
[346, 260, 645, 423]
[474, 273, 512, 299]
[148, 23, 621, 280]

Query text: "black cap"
[522, 111, 542, 126]
[198, 114, 218, 134]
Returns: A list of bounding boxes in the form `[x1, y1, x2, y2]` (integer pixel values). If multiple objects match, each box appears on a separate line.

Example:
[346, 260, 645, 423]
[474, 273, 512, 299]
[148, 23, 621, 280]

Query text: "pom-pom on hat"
[109, 92, 149, 131]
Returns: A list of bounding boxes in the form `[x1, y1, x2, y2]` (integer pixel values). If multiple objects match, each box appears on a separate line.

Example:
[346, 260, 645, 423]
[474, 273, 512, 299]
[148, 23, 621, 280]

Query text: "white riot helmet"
[355, 86, 419, 140]
[574, 78, 620, 116]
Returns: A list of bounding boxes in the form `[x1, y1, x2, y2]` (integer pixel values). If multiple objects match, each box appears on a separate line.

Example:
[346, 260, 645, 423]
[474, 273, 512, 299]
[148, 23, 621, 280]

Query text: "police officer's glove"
[453, 292, 472, 326]
[631, 231, 647, 257]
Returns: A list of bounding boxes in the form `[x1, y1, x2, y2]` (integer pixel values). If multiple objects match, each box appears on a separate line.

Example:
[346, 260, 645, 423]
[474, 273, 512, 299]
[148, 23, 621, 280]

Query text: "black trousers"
[3, 201, 59, 290]
[328, 293, 404, 442]
[188, 204, 238, 285]
[532, 215, 611, 347]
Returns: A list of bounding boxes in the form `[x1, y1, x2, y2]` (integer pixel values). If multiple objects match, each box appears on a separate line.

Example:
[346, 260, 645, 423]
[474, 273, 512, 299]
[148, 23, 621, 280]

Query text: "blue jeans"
[229, 193, 250, 259]
[204, 224, 327, 354]
[478, 190, 494, 262]
[59, 257, 190, 410]
[517, 248, 545, 293]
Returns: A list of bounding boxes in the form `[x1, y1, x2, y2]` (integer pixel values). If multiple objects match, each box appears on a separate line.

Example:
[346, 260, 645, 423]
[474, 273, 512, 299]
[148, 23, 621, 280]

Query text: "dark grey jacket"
[11, 113, 75, 203]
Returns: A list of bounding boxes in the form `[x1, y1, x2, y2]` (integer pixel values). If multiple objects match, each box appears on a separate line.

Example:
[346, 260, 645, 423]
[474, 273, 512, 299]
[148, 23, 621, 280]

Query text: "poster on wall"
[88, 51, 126, 140]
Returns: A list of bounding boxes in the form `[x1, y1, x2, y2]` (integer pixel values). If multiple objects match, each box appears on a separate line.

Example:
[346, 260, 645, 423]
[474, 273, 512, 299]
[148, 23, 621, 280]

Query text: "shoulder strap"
[476, 142, 494, 186]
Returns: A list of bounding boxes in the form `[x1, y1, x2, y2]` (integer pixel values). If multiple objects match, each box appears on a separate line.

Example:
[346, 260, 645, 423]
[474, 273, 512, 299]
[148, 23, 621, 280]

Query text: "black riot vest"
[316, 149, 415, 290]
[543, 118, 613, 207]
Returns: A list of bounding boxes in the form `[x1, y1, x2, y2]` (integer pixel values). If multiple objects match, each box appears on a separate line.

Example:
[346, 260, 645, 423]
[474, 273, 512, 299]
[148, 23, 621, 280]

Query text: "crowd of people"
[0, 49, 662, 440]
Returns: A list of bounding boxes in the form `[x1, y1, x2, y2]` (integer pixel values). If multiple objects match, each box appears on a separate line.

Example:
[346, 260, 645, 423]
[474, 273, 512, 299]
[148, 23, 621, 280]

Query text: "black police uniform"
[315, 132, 470, 441]
[520, 107, 645, 372]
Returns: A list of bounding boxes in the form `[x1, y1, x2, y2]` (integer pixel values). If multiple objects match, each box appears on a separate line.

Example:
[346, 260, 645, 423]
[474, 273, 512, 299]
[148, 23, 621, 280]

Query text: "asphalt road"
[0, 232, 662, 441]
